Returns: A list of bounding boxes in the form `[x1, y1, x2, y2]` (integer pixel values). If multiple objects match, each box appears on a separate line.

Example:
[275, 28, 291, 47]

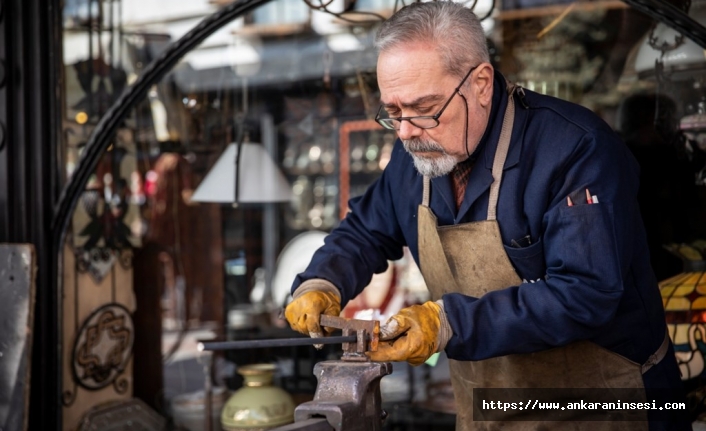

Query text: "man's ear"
[473, 63, 494, 107]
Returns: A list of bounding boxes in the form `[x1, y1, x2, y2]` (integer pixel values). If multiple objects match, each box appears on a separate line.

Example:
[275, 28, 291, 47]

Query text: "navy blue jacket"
[293, 71, 680, 392]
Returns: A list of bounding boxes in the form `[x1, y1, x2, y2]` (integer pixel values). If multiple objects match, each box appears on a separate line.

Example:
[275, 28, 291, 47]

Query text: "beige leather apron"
[417, 85, 650, 430]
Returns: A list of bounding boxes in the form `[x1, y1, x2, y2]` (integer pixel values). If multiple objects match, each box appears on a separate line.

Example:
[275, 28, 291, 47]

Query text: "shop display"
[281, 95, 340, 231]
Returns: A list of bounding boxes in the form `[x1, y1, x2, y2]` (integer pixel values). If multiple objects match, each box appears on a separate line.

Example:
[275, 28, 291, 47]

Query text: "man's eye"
[416, 107, 434, 114]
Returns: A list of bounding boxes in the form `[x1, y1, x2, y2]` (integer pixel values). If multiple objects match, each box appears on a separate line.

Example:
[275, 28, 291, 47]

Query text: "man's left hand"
[367, 301, 451, 366]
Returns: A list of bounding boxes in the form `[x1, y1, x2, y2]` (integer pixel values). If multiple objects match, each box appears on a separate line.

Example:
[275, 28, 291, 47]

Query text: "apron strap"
[422, 175, 431, 207]
[487, 83, 518, 221]
[641, 331, 671, 374]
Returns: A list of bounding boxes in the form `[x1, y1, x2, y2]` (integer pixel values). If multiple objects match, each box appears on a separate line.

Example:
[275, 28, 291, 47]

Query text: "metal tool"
[200, 315, 392, 431]
[319, 314, 379, 361]
[282, 360, 392, 431]
[198, 335, 358, 351]
[197, 315, 379, 355]
[269, 315, 391, 431]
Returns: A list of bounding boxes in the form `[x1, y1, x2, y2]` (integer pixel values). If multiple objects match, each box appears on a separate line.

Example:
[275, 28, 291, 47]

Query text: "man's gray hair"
[374, 1, 490, 80]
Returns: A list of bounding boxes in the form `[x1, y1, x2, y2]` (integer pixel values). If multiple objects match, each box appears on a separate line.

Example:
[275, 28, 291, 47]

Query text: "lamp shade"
[191, 142, 293, 203]
[635, 0, 706, 80]
[661, 267, 706, 380]
[660, 243, 706, 381]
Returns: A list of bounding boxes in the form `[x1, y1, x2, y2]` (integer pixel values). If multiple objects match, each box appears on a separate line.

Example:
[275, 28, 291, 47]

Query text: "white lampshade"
[191, 142, 293, 203]
[635, 1, 706, 80]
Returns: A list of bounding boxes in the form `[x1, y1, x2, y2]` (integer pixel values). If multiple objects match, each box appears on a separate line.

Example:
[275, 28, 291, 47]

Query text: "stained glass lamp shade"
[661, 260, 706, 381]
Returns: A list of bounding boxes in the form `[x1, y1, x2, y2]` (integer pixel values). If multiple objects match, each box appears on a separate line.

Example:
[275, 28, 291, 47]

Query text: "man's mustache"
[403, 139, 445, 154]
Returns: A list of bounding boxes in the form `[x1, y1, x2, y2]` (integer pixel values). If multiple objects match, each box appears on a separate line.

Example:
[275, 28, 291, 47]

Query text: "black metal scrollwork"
[301, 0, 494, 24]
[113, 377, 129, 395]
[72, 303, 134, 391]
[62, 387, 78, 407]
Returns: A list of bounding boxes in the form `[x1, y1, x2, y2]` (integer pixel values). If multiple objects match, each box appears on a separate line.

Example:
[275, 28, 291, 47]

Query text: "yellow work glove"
[285, 287, 341, 341]
[367, 301, 452, 366]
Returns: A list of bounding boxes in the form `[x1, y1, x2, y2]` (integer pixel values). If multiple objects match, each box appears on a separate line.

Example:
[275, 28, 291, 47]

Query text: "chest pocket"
[503, 238, 545, 282]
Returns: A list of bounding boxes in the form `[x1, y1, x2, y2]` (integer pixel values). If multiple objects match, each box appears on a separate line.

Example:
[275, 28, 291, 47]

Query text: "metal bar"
[198, 335, 357, 352]
[261, 113, 277, 306]
[270, 418, 334, 431]
[203, 352, 213, 431]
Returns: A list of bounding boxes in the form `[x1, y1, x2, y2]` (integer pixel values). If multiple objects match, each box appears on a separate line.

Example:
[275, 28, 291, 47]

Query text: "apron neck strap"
[487, 83, 518, 221]
[421, 83, 519, 218]
[423, 175, 431, 207]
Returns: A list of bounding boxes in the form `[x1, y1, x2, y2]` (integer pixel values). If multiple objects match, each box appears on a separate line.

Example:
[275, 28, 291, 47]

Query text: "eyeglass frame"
[374, 64, 480, 131]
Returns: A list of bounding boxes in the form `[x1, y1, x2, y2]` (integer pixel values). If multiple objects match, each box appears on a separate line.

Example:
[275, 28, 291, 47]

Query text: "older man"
[285, 2, 685, 429]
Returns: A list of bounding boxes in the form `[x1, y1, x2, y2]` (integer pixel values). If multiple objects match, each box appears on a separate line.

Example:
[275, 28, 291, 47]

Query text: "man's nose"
[397, 120, 423, 140]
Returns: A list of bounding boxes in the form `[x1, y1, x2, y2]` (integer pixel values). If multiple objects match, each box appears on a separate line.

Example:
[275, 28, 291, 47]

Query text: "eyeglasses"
[375, 64, 479, 131]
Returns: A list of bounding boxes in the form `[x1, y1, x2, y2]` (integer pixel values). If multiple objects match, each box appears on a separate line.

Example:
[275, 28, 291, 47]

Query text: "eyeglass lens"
[377, 116, 439, 130]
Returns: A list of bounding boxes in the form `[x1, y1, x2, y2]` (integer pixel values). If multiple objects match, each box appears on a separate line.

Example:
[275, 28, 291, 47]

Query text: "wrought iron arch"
[49, 1, 271, 423]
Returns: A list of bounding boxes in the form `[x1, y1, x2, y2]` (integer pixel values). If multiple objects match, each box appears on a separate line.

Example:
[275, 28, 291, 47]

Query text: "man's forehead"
[377, 69, 450, 107]
[377, 50, 441, 76]
[381, 93, 445, 109]
[376, 47, 450, 104]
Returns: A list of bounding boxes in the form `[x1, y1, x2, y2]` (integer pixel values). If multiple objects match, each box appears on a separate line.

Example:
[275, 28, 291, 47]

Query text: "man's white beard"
[403, 138, 458, 178]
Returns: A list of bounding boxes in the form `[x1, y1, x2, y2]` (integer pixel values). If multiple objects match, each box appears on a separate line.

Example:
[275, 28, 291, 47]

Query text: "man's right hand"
[284, 290, 341, 339]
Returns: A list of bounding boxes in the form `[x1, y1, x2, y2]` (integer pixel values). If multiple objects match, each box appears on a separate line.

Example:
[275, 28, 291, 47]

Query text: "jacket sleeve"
[443, 127, 643, 361]
[291, 146, 408, 305]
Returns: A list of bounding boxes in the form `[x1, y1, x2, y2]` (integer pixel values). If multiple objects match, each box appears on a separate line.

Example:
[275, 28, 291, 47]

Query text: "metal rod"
[198, 335, 358, 352]
[270, 418, 334, 431]
[261, 113, 277, 306]
[202, 352, 213, 431]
